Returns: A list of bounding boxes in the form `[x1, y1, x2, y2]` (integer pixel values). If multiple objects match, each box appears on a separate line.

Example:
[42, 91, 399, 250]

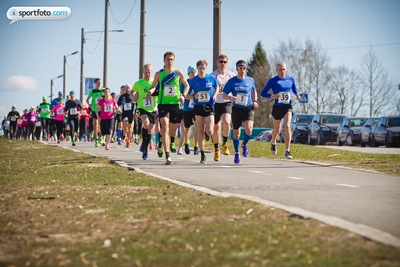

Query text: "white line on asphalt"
[336, 184, 359, 188]
[221, 166, 231, 168]
[177, 157, 186, 160]
[250, 171, 263, 174]
[287, 177, 305, 180]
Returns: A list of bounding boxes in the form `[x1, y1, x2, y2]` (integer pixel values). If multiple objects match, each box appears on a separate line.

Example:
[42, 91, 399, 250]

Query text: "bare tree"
[360, 47, 394, 116]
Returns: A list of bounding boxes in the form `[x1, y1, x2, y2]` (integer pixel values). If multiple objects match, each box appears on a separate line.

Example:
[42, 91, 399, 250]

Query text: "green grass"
[0, 139, 399, 267]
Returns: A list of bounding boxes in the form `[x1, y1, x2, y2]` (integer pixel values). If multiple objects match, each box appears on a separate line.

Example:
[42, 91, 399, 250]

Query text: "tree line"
[246, 39, 399, 128]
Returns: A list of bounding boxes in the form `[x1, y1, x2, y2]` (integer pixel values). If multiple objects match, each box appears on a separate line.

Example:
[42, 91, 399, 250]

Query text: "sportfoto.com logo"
[6, 6, 71, 25]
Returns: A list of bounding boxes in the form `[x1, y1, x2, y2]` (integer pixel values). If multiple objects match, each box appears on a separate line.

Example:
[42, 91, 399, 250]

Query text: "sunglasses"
[238, 66, 246, 71]
[219, 60, 227, 64]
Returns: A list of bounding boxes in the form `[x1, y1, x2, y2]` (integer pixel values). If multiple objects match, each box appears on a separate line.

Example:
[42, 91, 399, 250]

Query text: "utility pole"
[51, 79, 53, 102]
[213, 0, 221, 72]
[103, 0, 109, 88]
[139, 0, 145, 79]
[80, 28, 84, 101]
[63, 55, 66, 96]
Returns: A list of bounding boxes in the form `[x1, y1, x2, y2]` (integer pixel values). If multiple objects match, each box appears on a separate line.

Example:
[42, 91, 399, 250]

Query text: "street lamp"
[50, 74, 63, 101]
[80, 28, 123, 100]
[63, 51, 79, 96]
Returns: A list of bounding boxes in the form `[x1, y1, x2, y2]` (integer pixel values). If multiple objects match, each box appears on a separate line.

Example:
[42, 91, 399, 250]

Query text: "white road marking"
[221, 166, 231, 168]
[250, 171, 263, 174]
[177, 157, 186, 160]
[336, 184, 359, 188]
[287, 177, 305, 180]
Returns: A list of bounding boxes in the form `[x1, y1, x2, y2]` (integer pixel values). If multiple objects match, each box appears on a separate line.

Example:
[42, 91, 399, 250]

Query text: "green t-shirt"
[133, 78, 157, 113]
[39, 102, 51, 119]
[158, 68, 181, 105]
[88, 87, 105, 111]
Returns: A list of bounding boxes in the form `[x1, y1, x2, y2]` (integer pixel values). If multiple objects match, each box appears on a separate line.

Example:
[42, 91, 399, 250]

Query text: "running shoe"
[170, 143, 176, 153]
[38, 137, 41, 141]
[57, 140, 60, 144]
[105, 144, 110, 150]
[271, 143, 277, 155]
[134, 138, 139, 145]
[184, 143, 190, 155]
[155, 144, 158, 149]
[79, 139, 83, 142]
[234, 153, 240, 164]
[130, 137, 133, 143]
[87, 138, 91, 142]
[222, 144, 230, 155]
[48, 134, 50, 140]
[126, 141, 130, 148]
[117, 138, 121, 145]
[285, 150, 293, 159]
[157, 147, 163, 158]
[95, 140, 99, 147]
[84, 135, 87, 142]
[242, 144, 249, 157]
[200, 154, 206, 164]
[121, 137, 126, 143]
[149, 142, 153, 150]
[205, 133, 210, 141]
[177, 148, 183, 155]
[139, 143, 145, 152]
[72, 141, 76, 146]
[25, 137, 28, 140]
[142, 151, 148, 160]
[214, 150, 220, 161]
[111, 139, 114, 143]
[193, 146, 199, 155]
[165, 156, 172, 165]
[102, 142, 106, 146]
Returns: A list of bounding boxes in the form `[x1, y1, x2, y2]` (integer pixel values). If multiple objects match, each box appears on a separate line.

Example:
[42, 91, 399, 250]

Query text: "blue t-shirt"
[223, 76, 255, 108]
[180, 79, 194, 112]
[261, 75, 298, 106]
[189, 74, 218, 106]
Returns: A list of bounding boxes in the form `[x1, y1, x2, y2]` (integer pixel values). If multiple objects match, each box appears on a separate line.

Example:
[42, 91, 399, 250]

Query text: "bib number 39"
[278, 92, 291, 104]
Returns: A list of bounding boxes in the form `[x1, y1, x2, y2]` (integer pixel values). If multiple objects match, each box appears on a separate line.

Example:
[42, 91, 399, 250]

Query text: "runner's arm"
[178, 70, 189, 97]
[146, 72, 161, 98]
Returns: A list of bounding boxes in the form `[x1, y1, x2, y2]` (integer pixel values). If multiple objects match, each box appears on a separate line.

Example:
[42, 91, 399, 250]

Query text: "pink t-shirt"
[21, 114, 28, 126]
[51, 105, 65, 121]
[97, 98, 116, 120]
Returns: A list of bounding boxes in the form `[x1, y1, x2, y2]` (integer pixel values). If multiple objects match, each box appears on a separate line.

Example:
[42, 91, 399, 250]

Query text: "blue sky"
[1, 0, 399, 119]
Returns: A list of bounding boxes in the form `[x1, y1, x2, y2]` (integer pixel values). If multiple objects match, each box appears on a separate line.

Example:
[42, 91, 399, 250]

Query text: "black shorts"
[91, 111, 101, 119]
[214, 102, 232, 124]
[193, 104, 214, 117]
[231, 105, 254, 130]
[272, 104, 293, 121]
[183, 111, 195, 128]
[178, 110, 184, 123]
[100, 118, 114, 135]
[116, 114, 123, 123]
[122, 114, 134, 124]
[138, 109, 156, 125]
[158, 104, 180, 123]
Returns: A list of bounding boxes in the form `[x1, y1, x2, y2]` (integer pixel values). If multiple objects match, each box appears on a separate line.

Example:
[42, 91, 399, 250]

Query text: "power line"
[85, 25, 104, 54]
[109, 0, 137, 25]
[66, 56, 80, 70]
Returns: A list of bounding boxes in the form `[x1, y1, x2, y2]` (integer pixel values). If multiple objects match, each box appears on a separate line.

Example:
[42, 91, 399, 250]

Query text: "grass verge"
[0, 139, 399, 267]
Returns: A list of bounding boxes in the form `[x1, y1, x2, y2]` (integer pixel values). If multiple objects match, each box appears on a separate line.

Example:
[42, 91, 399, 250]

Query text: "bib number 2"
[164, 85, 177, 97]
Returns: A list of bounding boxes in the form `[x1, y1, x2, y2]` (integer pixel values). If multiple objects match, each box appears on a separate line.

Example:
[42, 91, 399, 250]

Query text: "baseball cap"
[70, 90, 75, 95]
[187, 66, 196, 75]
[111, 92, 116, 96]
[12, 105, 16, 109]
[125, 84, 131, 88]
[43, 96, 47, 100]
[58, 91, 63, 95]
[30, 106, 35, 110]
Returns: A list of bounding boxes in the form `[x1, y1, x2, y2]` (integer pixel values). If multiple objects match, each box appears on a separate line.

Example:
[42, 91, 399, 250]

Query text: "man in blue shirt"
[223, 60, 258, 164]
[189, 60, 218, 163]
[261, 62, 301, 159]
[50, 91, 66, 141]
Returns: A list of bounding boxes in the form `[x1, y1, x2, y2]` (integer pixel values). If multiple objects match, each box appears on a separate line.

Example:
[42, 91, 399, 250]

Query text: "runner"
[35, 106, 41, 140]
[79, 101, 89, 142]
[95, 88, 121, 150]
[50, 98, 66, 143]
[65, 95, 71, 141]
[51, 92, 66, 141]
[17, 118, 23, 139]
[180, 66, 199, 155]
[132, 64, 158, 160]
[21, 109, 29, 140]
[2, 116, 9, 139]
[261, 62, 300, 159]
[223, 60, 258, 164]
[39, 96, 51, 141]
[65, 91, 83, 146]
[189, 60, 218, 163]
[211, 54, 235, 160]
[145, 51, 189, 165]
[7, 105, 20, 139]
[116, 85, 125, 145]
[110, 92, 118, 143]
[117, 84, 135, 148]
[86, 78, 105, 147]
[27, 107, 38, 140]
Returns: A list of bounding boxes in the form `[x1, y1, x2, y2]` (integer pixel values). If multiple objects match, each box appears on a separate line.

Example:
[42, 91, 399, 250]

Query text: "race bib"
[124, 103, 132, 111]
[143, 98, 154, 108]
[57, 108, 64, 115]
[30, 116, 36, 122]
[104, 104, 113, 113]
[218, 84, 225, 95]
[164, 85, 177, 97]
[42, 108, 48, 113]
[179, 102, 184, 110]
[236, 93, 249, 106]
[95, 97, 102, 104]
[36, 121, 41, 127]
[69, 108, 78, 115]
[23, 117, 27, 122]
[82, 110, 87, 115]
[188, 99, 194, 109]
[198, 91, 210, 103]
[11, 116, 16, 121]
[278, 91, 291, 104]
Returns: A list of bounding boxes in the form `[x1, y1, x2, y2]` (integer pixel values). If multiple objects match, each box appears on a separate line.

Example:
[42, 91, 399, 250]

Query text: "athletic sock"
[233, 137, 240, 154]
[170, 135, 175, 144]
[222, 136, 228, 145]
[149, 133, 153, 144]
[158, 135, 163, 147]
[166, 152, 170, 158]
[243, 133, 251, 146]
[200, 150, 205, 157]
[272, 142, 276, 145]
[155, 133, 159, 145]
[286, 149, 290, 152]
[142, 128, 148, 143]
[214, 143, 219, 151]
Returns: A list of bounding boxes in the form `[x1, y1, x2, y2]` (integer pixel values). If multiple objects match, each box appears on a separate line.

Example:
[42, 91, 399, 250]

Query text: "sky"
[1, 0, 400, 120]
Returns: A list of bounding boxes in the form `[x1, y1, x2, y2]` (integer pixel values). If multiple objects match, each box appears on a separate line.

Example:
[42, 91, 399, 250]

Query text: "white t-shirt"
[210, 69, 236, 103]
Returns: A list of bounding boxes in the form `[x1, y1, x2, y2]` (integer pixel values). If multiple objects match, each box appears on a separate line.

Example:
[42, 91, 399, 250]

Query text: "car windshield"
[321, 116, 344, 124]
[387, 117, 400, 127]
[296, 115, 313, 123]
[349, 119, 368, 127]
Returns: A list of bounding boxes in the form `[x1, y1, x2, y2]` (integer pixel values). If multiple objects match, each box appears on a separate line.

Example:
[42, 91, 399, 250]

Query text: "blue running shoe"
[242, 144, 249, 157]
[142, 151, 148, 160]
[234, 153, 240, 164]
[139, 143, 145, 152]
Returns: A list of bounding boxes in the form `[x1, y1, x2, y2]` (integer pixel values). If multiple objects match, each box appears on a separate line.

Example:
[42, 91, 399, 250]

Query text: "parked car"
[308, 114, 346, 145]
[336, 117, 369, 146]
[290, 113, 315, 144]
[360, 117, 379, 147]
[259, 130, 273, 142]
[252, 130, 269, 142]
[370, 115, 400, 147]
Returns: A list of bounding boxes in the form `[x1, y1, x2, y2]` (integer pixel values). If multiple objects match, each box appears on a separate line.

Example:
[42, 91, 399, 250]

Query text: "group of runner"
[4, 52, 301, 164]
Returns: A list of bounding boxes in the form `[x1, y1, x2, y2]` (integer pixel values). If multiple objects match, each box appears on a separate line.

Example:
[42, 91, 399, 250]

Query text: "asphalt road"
[52, 140, 400, 242]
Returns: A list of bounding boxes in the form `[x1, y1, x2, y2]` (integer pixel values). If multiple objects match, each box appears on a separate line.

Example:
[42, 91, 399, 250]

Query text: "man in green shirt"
[146, 51, 189, 165]
[86, 78, 105, 147]
[39, 96, 51, 141]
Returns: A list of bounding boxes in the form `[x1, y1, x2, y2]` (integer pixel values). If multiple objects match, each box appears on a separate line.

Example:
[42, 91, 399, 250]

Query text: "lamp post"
[80, 28, 123, 99]
[50, 75, 63, 102]
[63, 51, 79, 96]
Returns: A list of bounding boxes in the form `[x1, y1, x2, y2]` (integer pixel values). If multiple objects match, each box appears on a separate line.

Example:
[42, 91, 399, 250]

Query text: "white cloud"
[0, 75, 39, 91]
